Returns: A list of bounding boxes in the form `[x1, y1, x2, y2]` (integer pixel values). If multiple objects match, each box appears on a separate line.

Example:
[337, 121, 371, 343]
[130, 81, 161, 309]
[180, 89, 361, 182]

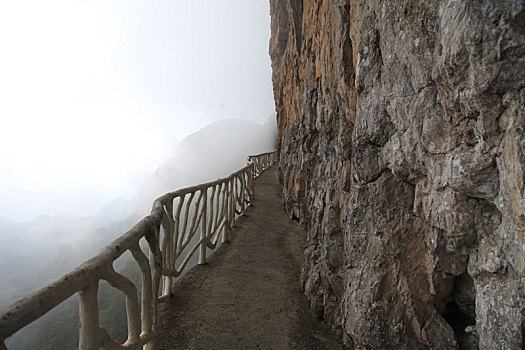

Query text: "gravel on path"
[157, 166, 343, 350]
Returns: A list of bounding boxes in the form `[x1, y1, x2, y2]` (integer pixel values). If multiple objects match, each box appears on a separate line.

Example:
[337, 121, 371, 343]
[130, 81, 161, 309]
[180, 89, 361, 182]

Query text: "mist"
[0, 0, 275, 222]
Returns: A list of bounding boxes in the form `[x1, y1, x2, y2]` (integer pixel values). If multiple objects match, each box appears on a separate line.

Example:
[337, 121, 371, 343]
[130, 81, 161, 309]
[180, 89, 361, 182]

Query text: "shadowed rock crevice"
[440, 273, 478, 349]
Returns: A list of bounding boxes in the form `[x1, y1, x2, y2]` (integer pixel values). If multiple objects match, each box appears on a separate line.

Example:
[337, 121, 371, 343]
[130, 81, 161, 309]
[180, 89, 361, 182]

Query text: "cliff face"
[269, 1, 525, 349]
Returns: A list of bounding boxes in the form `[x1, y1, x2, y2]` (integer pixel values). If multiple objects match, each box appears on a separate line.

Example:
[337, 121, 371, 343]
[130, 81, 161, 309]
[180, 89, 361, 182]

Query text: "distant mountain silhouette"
[0, 216, 15, 229]
[94, 197, 137, 222]
[0, 212, 134, 310]
[137, 118, 276, 215]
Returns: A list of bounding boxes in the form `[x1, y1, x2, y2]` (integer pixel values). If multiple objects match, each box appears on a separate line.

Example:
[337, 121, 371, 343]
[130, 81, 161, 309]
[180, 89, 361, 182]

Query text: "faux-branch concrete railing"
[0, 151, 277, 350]
[248, 152, 277, 178]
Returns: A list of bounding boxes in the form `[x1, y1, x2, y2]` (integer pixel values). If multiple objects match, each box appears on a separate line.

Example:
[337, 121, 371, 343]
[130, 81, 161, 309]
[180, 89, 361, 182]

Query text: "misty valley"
[1, 119, 276, 349]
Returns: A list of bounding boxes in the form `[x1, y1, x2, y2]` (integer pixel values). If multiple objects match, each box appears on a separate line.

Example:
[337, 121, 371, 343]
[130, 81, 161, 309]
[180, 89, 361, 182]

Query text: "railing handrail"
[0, 151, 277, 349]
[154, 163, 253, 205]
[0, 215, 154, 341]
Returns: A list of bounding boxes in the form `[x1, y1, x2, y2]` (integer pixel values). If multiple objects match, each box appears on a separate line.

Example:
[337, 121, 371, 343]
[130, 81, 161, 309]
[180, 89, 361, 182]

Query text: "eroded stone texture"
[269, 0, 524, 348]
[270, 0, 356, 338]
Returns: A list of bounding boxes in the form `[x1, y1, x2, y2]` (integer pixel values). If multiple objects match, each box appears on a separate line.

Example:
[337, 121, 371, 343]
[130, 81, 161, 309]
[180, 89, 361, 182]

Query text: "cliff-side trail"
[157, 166, 342, 350]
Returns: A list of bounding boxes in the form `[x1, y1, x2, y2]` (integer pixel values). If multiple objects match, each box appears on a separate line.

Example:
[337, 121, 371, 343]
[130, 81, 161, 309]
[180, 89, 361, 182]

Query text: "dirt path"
[157, 166, 342, 350]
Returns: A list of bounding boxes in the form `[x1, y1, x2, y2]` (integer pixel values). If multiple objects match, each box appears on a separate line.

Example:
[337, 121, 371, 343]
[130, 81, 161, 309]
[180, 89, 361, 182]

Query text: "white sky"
[0, 0, 275, 222]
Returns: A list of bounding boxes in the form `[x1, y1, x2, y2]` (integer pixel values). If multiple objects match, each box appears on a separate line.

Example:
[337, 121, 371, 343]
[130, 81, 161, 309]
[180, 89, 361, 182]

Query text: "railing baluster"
[174, 195, 184, 257]
[165, 202, 174, 272]
[130, 245, 153, 335]
[240, 175, 245, 214]
[229, 179, 235, 228]
[221, 182, 230, 243]
[186, 192, 203, 246]
[180, 192, 195, 245]
[212, 185, 220, 237]
[79, 282, 101, 350]
[104, 267, 141, 344]
[160, 203, 173, 296]
[208, 185, 216, 237]
[149, 224, 162, 326]
[199, 188, 207, 265]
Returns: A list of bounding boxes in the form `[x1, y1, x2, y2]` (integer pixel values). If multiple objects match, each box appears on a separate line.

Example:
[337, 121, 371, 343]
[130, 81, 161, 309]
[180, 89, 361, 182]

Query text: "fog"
[1, 2, 276, 347]
[0, 0, 275, 222]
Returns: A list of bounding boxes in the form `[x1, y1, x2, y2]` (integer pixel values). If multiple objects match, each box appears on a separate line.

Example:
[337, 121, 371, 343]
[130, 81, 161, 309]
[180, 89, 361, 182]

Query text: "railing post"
[79, 282, 101, 350]
[198, 189, 207, 265]
[161, 276, 172, 300]
[250, 165, 255, 199]
[230, 179, 236, 228]
[239, 176, 244, 215]
[222, 183, 230, 244]
[221, 225, 229, 244]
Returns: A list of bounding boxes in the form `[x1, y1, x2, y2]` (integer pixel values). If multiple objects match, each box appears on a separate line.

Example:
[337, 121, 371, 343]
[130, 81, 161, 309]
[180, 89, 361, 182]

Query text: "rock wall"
[269, 1, 525, 348]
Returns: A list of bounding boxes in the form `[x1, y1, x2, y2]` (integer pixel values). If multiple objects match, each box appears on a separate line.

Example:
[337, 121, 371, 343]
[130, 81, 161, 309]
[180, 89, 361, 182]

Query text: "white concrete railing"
[0, 151, 277, 350]
[248, 151, 277, 178]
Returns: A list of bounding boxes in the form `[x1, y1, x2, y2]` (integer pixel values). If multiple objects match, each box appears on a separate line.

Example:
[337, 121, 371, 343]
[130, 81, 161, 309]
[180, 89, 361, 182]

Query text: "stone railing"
[248, 151, 277, 177]
[0, 151, 277, 350]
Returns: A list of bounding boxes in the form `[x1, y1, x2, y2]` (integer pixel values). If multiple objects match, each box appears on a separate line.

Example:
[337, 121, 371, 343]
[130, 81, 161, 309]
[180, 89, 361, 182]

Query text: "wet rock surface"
[157, 167, 342, 350]
[269, 0, 524, 349]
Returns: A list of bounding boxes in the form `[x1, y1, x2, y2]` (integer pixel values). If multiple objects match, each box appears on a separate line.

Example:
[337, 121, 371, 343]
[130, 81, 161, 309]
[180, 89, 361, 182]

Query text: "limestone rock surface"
[269, 0, 525, 348]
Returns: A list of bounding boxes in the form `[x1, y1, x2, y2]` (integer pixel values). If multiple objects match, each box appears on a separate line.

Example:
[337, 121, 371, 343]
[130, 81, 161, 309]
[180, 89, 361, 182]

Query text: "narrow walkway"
[157, 166, 342, 349]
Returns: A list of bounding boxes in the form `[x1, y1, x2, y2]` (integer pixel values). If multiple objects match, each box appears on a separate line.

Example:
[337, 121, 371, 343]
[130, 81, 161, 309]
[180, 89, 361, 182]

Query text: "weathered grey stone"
[270, 0, 524, 348]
